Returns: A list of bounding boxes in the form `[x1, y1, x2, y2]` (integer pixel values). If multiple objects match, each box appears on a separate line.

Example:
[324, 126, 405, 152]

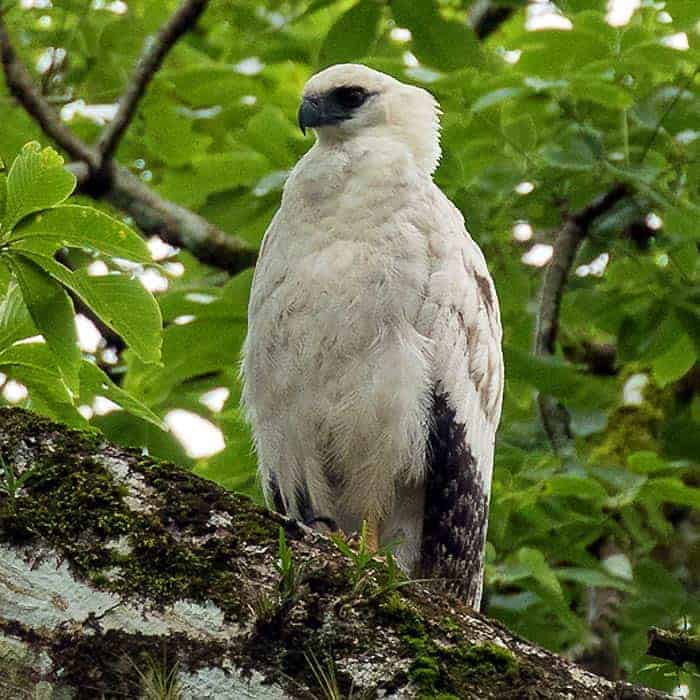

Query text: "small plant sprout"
[250, 588, 277, 626]
[130, 649, 182, 700]
[332, 521, 416, 597]
[0, 453, 36, 508]
[276, 526, 304, 603]
[305, 649, 342, 700]
[305, 648, 373, 700]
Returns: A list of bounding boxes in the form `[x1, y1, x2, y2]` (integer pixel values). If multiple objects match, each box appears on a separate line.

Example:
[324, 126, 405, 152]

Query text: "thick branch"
[647, 627, 700, 667]
[0, 407, 670, 700]
[106, 166, 257, 273]
[0, 9, 256, 275]
[96, 0, 209, 162]
[534, 184, 628, 450]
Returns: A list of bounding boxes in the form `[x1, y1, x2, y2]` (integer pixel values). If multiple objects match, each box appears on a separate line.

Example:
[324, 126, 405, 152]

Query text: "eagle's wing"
[417, 197, 504, 609]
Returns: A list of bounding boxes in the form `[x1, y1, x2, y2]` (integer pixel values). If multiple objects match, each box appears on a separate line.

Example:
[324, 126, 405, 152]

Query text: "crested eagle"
[242, 64, 503, 608]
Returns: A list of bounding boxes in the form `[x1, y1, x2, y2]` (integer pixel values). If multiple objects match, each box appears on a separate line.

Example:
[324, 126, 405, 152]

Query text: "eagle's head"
[299, 63, 441, 174]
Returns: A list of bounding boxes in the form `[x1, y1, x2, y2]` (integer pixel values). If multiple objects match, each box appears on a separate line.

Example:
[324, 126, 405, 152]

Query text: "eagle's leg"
[364, 513, 380, 553]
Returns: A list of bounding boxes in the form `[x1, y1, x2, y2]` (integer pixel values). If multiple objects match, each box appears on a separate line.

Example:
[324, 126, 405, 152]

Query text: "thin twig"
[533, 184, 628, 451]
[96, 0, 209, 162]
[0, 12, 97, 167]
[639, 66, 699, 165]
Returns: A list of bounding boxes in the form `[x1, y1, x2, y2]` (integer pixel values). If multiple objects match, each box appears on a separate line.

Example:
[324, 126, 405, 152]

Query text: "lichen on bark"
[0, 407, 670, 699]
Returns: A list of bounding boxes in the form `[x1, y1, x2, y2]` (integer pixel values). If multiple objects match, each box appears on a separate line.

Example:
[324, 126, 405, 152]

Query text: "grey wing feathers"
[418, 207, 503, 609]
[420, 391, 490, 606]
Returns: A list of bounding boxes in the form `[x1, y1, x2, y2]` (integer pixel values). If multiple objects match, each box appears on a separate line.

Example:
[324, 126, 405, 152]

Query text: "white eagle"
[241, 64, 503, 608]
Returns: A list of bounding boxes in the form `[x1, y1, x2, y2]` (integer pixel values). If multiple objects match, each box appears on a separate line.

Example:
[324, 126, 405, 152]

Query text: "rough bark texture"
[0, 408, 669, 700]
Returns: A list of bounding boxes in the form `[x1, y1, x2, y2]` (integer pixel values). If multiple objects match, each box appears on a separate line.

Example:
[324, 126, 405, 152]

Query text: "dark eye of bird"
[332, 86, 368, 110]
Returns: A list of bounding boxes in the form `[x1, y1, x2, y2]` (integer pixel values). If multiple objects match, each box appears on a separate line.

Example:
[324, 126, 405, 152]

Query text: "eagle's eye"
[332, 86, 369, 110]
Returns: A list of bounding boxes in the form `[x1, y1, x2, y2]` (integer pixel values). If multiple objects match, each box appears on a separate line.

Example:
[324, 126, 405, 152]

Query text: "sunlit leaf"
[80, 360, 164, 428]
[8, 205, 152, 262]
[2, 142, 76, 232]
[17, 252, 162, 365]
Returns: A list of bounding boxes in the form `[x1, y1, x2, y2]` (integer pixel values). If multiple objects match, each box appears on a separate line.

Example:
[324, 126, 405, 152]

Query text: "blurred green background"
[0, 0, 698, 693]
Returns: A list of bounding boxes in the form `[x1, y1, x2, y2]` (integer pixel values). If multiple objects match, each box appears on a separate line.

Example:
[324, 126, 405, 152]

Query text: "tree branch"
[0, 406, 672, 700]
[0, 7, 257, 276]
[96, 0, 209, 162]
[0, 14, 97, 168]
[533, 184, 628, 451]
[647, 627, 700, 668]
[469, 0, 522, 39]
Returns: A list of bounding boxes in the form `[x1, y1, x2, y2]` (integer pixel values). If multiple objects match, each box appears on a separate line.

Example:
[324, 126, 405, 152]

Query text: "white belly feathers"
[242, 146, 434, 530]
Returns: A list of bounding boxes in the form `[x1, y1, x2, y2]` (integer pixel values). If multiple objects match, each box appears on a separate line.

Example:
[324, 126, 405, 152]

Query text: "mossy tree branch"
[0, 407, 669, 699]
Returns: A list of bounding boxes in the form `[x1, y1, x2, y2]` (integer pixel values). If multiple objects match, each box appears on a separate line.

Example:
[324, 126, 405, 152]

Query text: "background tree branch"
[96, 0, 209, 164]
[469, 0, 522, 39]
[0, 4, 256, 276]
[533, 184, 628, 451]
[647, 627, 700, 668]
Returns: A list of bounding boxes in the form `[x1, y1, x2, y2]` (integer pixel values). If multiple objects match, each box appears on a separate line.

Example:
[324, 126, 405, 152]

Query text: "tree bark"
[0, 408, 669, 699]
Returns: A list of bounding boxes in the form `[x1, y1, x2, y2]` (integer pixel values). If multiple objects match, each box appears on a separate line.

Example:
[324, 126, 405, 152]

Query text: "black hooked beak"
[298, 95, 323, 135]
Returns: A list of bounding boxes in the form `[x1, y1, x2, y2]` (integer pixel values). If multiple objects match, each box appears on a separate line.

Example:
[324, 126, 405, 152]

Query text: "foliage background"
[0, 0, 698, 694]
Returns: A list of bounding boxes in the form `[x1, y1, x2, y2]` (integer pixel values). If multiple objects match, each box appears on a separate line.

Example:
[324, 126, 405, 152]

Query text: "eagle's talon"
[303, 516, 338, 533]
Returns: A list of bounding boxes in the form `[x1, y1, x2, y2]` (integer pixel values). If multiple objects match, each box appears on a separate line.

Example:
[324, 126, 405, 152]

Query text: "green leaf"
[2, 142, 76, 233]
[546, 475, 608, 503]
[0, 171, 7, 223]
[502, 115, 537, 153]
[504, 345, 613, 409]
[0, 340, 61, 375]
[664, 206, 698, 242]
[392, 0, 481, 72]
[472, 88, 527, 113]
[319, 0, 383, 67]
[7, 254, 80, 395]
[603, 473, 648, 509]
[0, 279, 35, 351]
[192, 151, 270, 195]
[0, 342, 74, 407]
[556, 567, 633, 592]
[17, 252, 162, 365]
[123, 317, 246, 406]
[541, 132, 597, 170]
[642, 477, 700, 509]
[8, 205, 152, 262]
[517, 547, 564, 599]
[142, 101, 212, 168]
[293, 0, 338, 22]
[569, 80, 633, 109]
[651, 331, 696, 386]
[79, 360, 164, 428]
[627, 451, 668, 474]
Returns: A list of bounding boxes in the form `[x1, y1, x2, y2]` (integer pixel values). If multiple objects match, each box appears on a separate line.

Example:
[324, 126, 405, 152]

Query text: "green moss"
[592, 369, 667, 464]
[377, 592, 519, 699]
[0, 407, 278, 622]
[451, 642, 519, 682]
